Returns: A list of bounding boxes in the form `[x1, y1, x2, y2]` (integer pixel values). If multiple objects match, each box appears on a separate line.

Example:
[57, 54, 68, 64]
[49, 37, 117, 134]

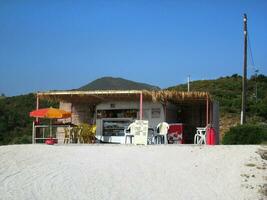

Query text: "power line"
[247, 32, 255, 67]
[247, 30, 259, 104]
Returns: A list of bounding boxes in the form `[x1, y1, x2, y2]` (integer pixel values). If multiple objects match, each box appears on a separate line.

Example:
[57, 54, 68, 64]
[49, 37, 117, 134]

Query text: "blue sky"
[0, 0, 266, 96]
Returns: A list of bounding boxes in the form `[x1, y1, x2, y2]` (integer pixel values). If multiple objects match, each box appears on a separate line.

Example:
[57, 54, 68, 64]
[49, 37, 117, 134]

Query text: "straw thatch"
[151, 90, 210, 103]
[37, 90, 210, 104]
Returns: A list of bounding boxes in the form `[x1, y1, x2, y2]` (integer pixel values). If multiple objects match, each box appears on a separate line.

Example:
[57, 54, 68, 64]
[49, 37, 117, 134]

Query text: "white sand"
[0, 144, 266, 200]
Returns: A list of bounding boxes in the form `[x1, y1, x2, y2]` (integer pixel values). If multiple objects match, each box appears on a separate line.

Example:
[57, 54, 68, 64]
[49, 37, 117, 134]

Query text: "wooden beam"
[140, 92, 143, 120]
[90, 94, 105, 101]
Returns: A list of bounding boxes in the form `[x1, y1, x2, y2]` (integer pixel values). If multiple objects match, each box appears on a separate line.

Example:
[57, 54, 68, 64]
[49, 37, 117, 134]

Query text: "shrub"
[222, 124, 267, 144]
[78, 123, 96, 143]
[11, 135, 32, 144]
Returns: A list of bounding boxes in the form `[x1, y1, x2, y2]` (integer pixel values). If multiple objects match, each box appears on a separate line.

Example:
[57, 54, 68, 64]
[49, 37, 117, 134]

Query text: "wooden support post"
[33, 94, 39, 144]
[36, 94, 39, 122]
[164, 101, 167, 121]
[32, 121, 35, 144]
[210, 101, 213, 125]
[140, 92, 143, 120]
[206, 96, 209, 126]
[71, 103, 73, 124]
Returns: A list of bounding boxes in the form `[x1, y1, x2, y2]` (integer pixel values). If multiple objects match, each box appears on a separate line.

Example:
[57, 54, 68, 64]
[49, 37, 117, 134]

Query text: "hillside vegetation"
[0, 94, 5, 99]
[168, 74, 267, 136]
[0, 94, 57, 145]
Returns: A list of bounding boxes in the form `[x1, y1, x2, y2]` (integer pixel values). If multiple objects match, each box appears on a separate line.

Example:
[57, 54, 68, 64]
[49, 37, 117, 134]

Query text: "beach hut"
[35, 90, 219, 144]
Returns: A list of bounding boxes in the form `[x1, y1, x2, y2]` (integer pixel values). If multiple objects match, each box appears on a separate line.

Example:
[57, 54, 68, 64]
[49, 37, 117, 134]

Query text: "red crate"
[168, 123, 184, 144]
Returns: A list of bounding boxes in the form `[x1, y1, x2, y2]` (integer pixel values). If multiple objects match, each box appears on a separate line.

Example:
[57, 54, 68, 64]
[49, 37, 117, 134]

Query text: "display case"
[102, 118, 133, 137]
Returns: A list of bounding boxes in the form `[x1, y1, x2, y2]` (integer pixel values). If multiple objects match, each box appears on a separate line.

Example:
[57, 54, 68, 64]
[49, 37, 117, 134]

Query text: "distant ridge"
[79, 77, 160, 91]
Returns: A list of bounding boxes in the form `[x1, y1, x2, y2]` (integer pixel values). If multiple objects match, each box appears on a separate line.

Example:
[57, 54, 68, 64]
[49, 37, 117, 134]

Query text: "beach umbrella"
[30, 107, 71, 137]
[30, 107, 71, 119]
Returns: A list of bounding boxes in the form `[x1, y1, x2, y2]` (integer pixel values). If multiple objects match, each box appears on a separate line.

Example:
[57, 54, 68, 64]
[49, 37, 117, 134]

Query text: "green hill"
[168, 74, 267, 117]
[168, 74, 267, 136]
[79, 77, 160, 91]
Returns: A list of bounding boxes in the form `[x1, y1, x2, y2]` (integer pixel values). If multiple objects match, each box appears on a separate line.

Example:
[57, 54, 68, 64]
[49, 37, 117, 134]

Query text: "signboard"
[133, 120, 148, 145]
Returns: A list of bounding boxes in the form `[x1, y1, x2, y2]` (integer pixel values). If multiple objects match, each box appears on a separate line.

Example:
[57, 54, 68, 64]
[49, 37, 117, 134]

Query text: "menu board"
[133, 120, 148, 145]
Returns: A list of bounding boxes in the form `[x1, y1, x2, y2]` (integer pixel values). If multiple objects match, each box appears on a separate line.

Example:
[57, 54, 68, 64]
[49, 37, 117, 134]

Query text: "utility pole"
[241, 14, 247, 125]
[187, 75, 190, 92]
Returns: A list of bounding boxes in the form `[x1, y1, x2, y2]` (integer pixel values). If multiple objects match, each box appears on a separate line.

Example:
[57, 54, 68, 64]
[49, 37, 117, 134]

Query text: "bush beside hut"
[222, 124, 267, 144]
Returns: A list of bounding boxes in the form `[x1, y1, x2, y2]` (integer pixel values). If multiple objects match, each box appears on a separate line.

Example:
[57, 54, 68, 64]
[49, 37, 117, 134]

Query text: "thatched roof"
[37, 90, 211, 104]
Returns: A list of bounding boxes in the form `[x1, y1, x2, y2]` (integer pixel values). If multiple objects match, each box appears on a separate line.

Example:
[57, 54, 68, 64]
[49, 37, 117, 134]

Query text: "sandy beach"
[0, 144, 266, 200]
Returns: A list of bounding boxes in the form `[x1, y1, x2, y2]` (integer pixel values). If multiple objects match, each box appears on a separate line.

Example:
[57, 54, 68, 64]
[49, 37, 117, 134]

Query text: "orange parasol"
[30, 107, 71, 137]
[30, 107, 71, 119]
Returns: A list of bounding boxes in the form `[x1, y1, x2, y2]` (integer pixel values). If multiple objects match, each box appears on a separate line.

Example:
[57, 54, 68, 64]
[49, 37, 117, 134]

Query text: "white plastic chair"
[194, 127, 207, 145]
[155, 122, 169, 144]
[124, 122, 135, 144]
